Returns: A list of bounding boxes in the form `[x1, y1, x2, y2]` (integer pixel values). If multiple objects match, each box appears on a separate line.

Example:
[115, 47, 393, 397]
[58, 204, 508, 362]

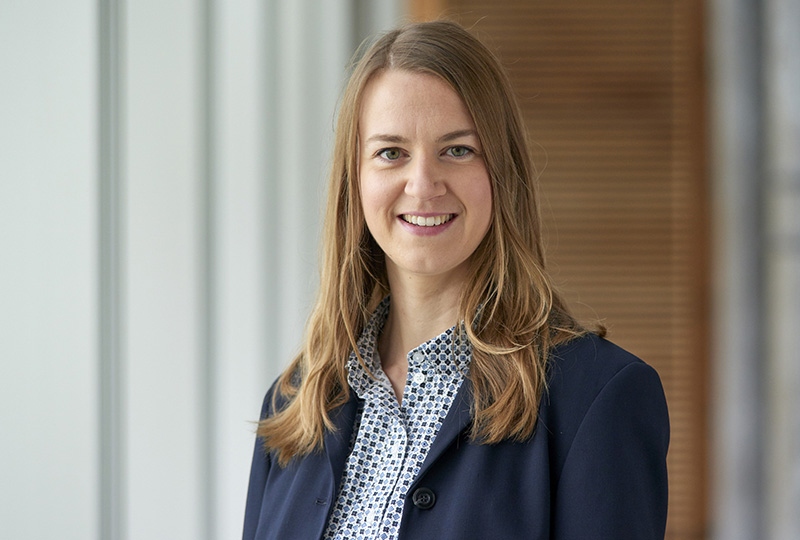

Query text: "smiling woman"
[358, 69, 493, 400]
[243, 20, 669, 540]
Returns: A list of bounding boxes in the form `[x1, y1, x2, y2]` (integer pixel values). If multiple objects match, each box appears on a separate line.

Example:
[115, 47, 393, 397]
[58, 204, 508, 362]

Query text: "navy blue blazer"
[243, 333, 669, 539]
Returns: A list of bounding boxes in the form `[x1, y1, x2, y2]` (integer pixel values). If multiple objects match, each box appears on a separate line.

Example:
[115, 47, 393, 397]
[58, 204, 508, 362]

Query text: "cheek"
[470, 174, 494, 231]
[359, 173, 390, 228]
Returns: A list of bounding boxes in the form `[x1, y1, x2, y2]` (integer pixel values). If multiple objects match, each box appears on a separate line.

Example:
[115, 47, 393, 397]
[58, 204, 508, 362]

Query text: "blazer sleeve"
[242, 390, 273, 540]
[552, 361, 670, 540]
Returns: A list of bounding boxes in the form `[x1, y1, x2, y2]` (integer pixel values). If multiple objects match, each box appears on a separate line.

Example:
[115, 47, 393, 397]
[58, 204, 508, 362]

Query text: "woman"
[244, 20, 669, 540]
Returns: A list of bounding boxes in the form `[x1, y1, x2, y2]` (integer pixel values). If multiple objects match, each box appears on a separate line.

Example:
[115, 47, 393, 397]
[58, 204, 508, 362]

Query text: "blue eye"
[446, 146, 472, 157]
[379, 148, 402, 160]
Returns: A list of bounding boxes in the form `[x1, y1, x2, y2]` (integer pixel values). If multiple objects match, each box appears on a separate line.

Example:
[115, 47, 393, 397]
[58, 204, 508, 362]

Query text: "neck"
[376, 264, 468, 403]
[379, 266, 466, 365]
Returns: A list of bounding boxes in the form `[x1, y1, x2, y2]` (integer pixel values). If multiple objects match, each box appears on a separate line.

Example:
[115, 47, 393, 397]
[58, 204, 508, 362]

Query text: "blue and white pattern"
[323, 297, 471, 540]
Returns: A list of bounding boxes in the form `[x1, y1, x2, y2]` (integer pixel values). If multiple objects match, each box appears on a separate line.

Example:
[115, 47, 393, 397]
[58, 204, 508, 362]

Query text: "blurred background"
[1, 0, 798, 539]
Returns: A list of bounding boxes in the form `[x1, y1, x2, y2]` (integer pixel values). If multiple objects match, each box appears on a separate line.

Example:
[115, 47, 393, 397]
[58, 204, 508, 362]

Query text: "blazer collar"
[412, 377, 474, 485]
[323, 388, 361, 492]
[322, 378, 474, 492]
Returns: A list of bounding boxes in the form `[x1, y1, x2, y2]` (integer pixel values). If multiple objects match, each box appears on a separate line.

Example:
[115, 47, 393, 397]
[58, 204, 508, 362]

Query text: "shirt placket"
[326, 302, 470, 540]
[362, 372, 407, 535]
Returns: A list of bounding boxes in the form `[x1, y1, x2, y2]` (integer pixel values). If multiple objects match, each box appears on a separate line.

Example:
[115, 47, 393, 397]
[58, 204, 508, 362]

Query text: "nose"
[404, 153, 446, 200]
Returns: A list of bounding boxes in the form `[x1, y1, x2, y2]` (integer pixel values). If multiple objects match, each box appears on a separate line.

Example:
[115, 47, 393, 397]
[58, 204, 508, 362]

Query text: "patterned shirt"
[323, 297, 471, 540]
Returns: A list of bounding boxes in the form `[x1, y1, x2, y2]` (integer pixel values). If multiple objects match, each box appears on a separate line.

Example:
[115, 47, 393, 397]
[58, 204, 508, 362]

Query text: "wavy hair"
[258, 20, 590, 466]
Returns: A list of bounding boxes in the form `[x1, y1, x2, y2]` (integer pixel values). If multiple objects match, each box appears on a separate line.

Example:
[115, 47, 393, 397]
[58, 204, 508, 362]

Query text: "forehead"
[358, 69, 476, 137]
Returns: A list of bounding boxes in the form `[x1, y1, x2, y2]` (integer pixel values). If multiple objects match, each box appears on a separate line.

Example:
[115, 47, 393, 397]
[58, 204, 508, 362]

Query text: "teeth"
[402, 214, 453, 227]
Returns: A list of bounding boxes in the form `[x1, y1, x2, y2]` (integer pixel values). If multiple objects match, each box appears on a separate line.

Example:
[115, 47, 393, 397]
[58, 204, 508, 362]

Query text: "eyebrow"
[363, 129, 478, 145]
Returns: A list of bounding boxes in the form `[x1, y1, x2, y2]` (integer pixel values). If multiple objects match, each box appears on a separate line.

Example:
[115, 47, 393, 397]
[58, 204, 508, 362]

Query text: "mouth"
[400, 214, 455, 227]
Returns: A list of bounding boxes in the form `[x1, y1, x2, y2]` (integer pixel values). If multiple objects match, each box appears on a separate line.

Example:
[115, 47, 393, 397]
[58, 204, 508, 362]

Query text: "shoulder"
[540, 333, 669, 474]
[257, 374, 296, 421]
[546, 332, 661, 402]
[540, 333, 670, 538]
[258, 379, 279, 419]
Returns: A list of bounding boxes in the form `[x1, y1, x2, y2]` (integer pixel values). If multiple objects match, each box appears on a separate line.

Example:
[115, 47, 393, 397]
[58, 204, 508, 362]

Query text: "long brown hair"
[258, 20, 588, 466]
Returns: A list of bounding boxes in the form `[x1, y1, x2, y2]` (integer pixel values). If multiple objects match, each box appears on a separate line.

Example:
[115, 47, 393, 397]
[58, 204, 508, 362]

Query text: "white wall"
[0, 1, 402, 539]
[0, 1, 99, 539]
[124, 2, 206, 538]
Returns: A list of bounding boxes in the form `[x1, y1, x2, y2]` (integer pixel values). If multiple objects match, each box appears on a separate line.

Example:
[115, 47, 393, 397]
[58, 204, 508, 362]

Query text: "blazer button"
[412, 487, 436, 510]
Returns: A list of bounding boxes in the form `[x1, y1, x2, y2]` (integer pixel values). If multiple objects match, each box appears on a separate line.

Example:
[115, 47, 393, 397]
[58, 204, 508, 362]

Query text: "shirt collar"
[347, 296, 472, 397]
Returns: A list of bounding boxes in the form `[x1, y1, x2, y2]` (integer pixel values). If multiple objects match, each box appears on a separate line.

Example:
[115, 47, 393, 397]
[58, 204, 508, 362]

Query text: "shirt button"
[412, 372, 426, 385]
[412, 352, 424, 363]
[412, 487, 436, 510]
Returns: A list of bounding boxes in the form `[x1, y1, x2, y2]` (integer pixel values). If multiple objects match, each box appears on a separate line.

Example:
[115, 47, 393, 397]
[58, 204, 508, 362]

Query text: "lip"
[397, 213, 458, 236]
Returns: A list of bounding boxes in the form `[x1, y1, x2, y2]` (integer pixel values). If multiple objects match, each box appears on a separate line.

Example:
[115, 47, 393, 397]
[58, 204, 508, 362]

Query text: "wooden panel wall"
[410, 2, 709, 538]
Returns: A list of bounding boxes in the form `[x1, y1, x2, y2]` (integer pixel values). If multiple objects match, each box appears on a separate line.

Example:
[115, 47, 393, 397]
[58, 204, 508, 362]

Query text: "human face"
[358, 69, 493, 286]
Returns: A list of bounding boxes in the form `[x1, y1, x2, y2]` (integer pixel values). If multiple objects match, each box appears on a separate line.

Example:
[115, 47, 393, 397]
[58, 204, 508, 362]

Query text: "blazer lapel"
[323, 389, 360, 493]
[413, 377, 473, 483]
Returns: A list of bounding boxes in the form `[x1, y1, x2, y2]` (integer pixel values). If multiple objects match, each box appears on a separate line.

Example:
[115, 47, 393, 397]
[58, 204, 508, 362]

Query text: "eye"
[445, 146, 473, 158]
[378, 148, 402, 161]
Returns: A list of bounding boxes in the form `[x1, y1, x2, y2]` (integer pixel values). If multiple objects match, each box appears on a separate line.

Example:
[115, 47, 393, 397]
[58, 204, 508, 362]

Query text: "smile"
[401, 214, 455, 227]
